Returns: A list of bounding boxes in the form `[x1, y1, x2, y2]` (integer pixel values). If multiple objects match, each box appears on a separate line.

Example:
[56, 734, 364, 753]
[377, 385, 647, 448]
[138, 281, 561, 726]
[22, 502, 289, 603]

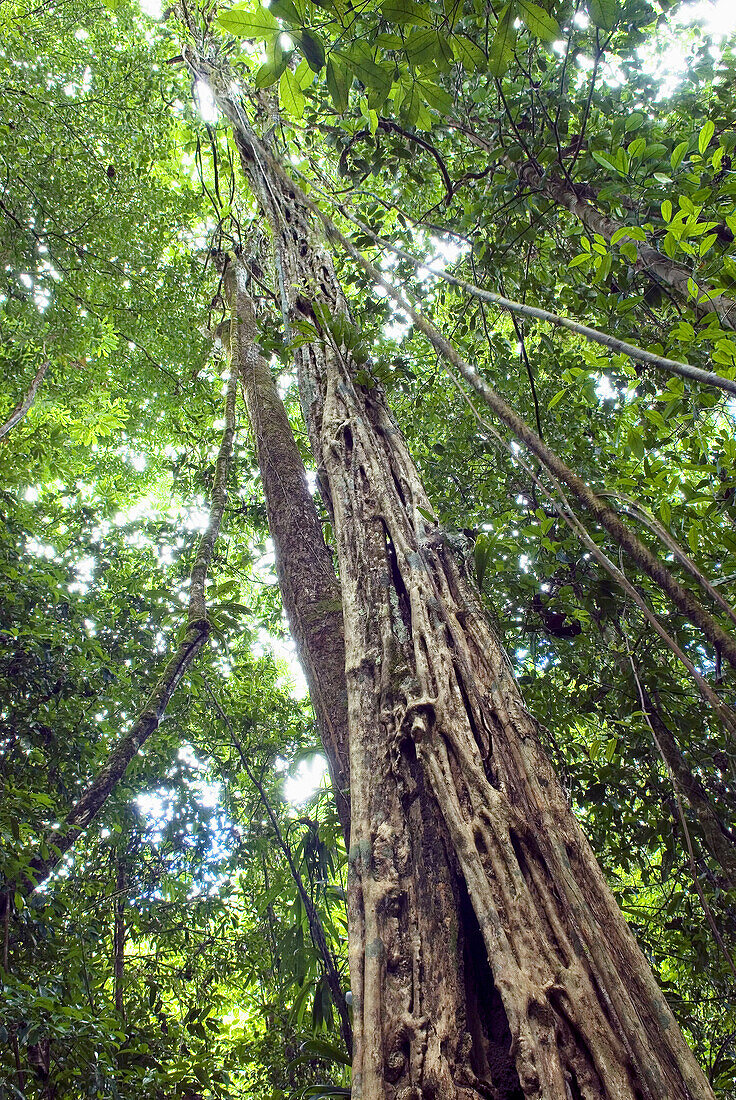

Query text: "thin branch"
[316, 197, 736, 396]
[202, 679, 353, 1058]
[448, 374, 736, 739]
[4, 357, 241, 903]
[0, 359, 50, 441]
[626, 645, 736, 980]
[312, 197, 736, 672]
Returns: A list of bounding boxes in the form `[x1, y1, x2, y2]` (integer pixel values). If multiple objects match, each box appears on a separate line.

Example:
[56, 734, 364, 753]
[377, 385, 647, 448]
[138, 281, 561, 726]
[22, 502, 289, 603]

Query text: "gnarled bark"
[192, 58, 717, 1100]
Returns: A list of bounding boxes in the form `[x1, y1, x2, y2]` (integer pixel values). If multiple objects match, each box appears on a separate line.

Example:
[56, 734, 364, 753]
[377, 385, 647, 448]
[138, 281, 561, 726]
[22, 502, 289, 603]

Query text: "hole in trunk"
[461, 884, 524, 1100]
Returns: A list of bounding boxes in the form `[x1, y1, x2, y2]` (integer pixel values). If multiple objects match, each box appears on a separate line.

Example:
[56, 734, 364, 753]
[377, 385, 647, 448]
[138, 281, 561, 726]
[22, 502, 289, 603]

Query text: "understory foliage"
[1, 0, 736, 1095]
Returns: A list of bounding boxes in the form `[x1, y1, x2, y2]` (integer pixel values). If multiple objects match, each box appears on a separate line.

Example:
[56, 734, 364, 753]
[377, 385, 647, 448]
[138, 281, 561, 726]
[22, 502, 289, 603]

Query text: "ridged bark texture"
[196, 66, 716, 1100]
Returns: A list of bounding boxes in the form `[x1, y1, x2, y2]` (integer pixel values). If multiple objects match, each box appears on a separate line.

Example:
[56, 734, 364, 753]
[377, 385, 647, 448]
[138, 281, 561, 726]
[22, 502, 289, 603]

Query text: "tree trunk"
[113, 853, 126, 1019]
[196, 65, 717, 1100]
[227, 255, 351, 838]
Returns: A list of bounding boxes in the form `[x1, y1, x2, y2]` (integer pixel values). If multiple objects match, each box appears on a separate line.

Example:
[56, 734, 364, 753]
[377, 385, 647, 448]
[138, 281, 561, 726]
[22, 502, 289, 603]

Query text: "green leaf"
[297, 1037, 352, 1066]
[268, 0, 304, 22]
[661, 199, 672, 222]
[295, 57, 315, 87]
[336, 47, 391, 106]
[280, 66, 305, 118]
[255, 56, 288, 87]
[588, 0, 618, 30]
[296, 28, 325, 71]
[670, 140, 689, 170]
[326, 57, 350, 112]
[417, 79, 453, 113]
[404, 27, 441, 65]
[474, 533, 491, 589]
[216, 3, 279, 37]
[452, 34, 486, 71]
[488, 5, 516, 77]
[381, 0, 433, 24]
[548, 388, 567, 409]
[591, 150, 621, 175]
[698, 120, 715, 155]
[516, 0, 560, 42]
[627, 427, 645, 460]
[688, 523, 699, 554]
[568, 253, 592, 268]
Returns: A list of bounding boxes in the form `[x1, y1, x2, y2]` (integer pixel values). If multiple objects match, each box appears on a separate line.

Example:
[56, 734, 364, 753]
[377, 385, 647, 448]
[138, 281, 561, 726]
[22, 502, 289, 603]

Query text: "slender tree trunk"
[194, 62, 717, 1099]
[226, 255, 350, 837]
[113, 853, 126, 1019]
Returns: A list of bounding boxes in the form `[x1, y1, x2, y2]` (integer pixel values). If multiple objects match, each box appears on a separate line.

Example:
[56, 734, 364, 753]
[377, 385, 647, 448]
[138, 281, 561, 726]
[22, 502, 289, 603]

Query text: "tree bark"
[194, 62, 717, 1100]
[113, 853, 126, 1019]
[227, 255, 351, 838]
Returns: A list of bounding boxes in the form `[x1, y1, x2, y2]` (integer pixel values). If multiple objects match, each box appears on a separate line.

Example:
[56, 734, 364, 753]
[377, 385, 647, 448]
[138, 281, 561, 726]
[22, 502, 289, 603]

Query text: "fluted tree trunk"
[193, 57, 717, 1100]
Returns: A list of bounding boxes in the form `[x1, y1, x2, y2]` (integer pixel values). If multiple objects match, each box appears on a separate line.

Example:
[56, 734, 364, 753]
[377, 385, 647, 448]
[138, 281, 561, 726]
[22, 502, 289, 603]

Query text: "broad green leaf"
[452, 34, 486, 71]
[474, 534, 491, 589]
[548, 388, 567, 408]
[336, 46, 391, 107]
[216, 3, 279, 37]
[516, 0, 560, 42]
[326, 57, 350, 112]
[417, 79, 454, 113]
[295, 57, 315, 87]
[591, 150, 621, 175]
[688, 523, 699, 554]
[698, 120, 715, 155]
[443, 0, 462, 28]
[661, 199, 672, 222]
[404, 27, 442, 65]
[380, 0, 433, 25]
[568, 253, 592, 268]
[588, 0, 618, 30]
[670, 140, 689, 169]
[488, 5, 516, 77]
[628, 427, 645, 460]
[268, 0, 304, 22]
[255, 55, 288, 87]
[296, 28, 325, 71]
[280, 66, 305, 118]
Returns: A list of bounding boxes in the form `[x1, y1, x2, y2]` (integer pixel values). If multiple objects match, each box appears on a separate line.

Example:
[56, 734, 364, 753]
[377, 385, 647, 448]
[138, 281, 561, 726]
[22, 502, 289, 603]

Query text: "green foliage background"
[1, 0, 735, 1094]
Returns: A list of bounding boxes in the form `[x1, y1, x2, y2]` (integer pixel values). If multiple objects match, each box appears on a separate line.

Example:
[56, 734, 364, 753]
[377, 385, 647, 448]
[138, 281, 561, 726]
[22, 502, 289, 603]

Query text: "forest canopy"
[1, 0, 736, 1095]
